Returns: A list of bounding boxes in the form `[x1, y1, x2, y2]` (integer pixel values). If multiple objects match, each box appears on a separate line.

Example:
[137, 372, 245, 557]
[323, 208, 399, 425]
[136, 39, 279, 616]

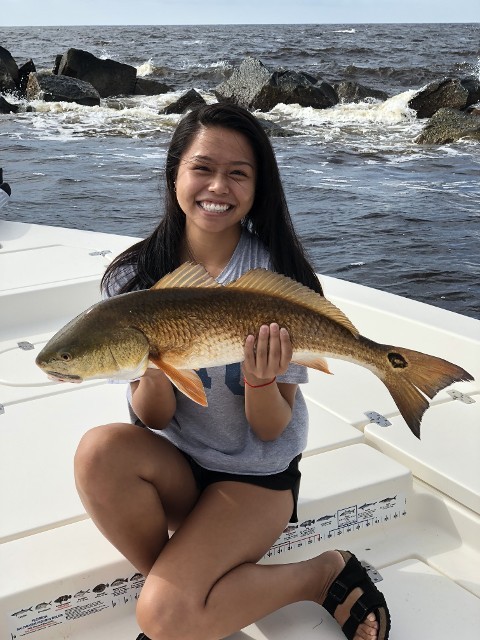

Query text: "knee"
[136, 586, 205, 640]
[74, 423, 133, 496]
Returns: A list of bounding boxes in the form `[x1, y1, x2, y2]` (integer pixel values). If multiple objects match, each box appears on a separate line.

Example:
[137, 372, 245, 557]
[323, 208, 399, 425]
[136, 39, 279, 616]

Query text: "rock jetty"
[1, 44, 479, 143]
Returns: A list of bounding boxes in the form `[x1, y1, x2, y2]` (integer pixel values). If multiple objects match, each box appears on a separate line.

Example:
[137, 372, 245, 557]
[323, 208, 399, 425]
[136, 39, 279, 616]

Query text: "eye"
[192, 164, 211, 172]
[60, 352, 72, 361]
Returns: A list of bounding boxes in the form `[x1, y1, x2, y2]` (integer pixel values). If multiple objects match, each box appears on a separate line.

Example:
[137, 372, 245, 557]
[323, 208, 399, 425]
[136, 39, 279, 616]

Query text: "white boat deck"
[1, 219, 479, 639]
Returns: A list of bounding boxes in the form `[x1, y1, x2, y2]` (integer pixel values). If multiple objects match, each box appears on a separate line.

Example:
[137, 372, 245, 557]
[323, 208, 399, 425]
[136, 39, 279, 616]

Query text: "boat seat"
[230, 558, 480, 639]
[1, 444, 411, 639]
[263, 444, 411, 562]
[0, 244, 111, 293]
[365, 390, 480, 514]
[0, 382, 131, 543]
[303, 395, 364, 456]
[0, 279, 103, 340]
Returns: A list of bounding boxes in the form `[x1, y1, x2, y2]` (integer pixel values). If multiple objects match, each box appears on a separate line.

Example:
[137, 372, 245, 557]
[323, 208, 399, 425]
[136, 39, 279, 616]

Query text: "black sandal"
[322, 550, 391, 639]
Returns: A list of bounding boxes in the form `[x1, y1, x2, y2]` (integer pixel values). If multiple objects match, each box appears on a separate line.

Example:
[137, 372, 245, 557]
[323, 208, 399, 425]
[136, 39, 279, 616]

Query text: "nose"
[208, 170, 230, 194]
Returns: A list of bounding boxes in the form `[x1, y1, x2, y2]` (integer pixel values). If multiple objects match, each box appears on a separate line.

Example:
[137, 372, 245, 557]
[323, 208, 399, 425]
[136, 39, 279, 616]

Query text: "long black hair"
[102, 103, 323, 295]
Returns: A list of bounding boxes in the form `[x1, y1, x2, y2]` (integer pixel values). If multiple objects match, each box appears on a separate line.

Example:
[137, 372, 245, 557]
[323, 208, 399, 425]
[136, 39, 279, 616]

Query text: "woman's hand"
[242, 324, 296, 441]
[242, 323, 293, 386]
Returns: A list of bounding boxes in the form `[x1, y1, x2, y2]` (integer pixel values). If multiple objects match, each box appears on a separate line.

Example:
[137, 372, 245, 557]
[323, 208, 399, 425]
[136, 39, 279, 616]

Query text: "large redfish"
[35, 263, 473, 438]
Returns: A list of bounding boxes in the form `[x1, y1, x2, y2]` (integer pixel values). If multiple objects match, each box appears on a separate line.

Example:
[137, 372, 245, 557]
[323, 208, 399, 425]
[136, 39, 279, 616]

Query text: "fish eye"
[60, 352, 72, 361]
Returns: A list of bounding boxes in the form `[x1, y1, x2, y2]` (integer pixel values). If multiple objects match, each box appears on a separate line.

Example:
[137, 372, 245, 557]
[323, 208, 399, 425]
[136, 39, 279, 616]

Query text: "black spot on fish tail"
[388, 352, 408, 369]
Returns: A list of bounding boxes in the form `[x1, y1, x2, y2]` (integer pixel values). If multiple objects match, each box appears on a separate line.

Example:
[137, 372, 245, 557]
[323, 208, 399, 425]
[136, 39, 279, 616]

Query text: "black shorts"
[179, 451, 302, 523]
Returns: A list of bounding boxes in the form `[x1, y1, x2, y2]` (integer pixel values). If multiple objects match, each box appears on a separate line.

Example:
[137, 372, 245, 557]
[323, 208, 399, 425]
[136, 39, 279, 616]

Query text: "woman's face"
[175, 125, 256, 236]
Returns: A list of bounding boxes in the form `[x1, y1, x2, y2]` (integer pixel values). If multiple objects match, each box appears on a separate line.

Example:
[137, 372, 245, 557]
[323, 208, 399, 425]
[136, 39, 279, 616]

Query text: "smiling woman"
[174, 126, 257, 276]
[70, 103, 391, 640]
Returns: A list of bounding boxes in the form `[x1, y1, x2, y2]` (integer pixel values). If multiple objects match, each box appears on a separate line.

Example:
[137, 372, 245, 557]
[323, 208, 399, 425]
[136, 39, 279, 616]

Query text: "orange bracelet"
[244, 376, 277, 388]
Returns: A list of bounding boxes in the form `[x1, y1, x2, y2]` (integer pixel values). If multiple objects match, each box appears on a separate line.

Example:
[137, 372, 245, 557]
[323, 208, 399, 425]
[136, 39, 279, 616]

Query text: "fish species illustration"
[379, 496, 397, 503]
[111, 578, 128, 587]
[11, 607, 33, 617]
[317, 515, 336, 522]
[92, 584, 109, 593]
[35, 602, 52, 609]
[54, 595, 71, 603]
[36, 263, 474, 438]
[74, 590, 90, 597]
[130, 573, 144, 581]
[359, 502, 377, 509]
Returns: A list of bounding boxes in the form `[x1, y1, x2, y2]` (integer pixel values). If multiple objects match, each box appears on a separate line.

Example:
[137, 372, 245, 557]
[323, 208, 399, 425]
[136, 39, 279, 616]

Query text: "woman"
[75, 103, 390, 640]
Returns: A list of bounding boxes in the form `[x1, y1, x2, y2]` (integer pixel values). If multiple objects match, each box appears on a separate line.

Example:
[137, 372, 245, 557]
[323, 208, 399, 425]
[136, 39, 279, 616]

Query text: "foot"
[311, 550, 381, 639]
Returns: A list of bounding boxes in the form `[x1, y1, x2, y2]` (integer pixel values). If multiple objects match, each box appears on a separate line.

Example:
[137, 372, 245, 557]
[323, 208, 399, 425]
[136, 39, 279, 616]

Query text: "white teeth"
[199, 201, 231, 212]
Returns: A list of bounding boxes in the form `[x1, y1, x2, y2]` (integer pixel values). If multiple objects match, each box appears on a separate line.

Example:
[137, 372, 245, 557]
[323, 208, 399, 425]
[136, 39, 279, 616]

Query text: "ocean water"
[0, 23, 479, 319]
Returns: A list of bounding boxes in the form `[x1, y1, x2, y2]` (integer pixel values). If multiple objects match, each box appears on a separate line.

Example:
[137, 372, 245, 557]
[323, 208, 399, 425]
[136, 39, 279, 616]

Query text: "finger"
[255, 324, 270, 368]
[279, 327, 293, 373]
[267, 322, 281, 367]
[243, 334, 256, 373]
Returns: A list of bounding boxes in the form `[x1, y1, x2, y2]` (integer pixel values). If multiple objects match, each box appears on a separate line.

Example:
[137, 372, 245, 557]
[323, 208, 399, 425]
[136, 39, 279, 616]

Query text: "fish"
[35, 262, 474, 439]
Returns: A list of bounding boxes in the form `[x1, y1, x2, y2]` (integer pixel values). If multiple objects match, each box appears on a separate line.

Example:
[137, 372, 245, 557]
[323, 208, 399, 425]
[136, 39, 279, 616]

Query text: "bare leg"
[74, 423, 200, 576]
[136, 482, 380, 640]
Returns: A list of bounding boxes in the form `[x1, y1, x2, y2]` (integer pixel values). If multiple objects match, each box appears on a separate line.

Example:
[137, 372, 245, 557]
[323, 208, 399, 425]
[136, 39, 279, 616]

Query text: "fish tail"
[371, 340, 474, 438]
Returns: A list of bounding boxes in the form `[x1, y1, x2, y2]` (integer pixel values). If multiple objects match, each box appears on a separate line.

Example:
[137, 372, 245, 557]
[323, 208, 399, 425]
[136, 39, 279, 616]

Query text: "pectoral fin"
[149, 357, 208, 406]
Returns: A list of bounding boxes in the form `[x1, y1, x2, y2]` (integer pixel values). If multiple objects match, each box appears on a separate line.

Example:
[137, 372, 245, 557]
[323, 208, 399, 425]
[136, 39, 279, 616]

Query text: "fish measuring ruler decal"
[264, 494, 407, 559]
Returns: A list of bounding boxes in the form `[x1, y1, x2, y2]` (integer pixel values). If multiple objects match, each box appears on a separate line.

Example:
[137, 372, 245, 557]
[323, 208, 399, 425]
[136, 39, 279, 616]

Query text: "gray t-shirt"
[144, 230, 309, 475]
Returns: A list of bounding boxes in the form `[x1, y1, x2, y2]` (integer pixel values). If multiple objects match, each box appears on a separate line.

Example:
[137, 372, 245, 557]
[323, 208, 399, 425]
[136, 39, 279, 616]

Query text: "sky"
[1, 0, 479, 26]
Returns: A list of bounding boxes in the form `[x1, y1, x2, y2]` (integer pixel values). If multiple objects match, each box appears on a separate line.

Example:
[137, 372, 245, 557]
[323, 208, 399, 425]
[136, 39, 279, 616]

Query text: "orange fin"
[150, 356, 208, 406]
[227, 269, 358, 337]
[151, 262, 221, 290]
[292, 354, 332, 375]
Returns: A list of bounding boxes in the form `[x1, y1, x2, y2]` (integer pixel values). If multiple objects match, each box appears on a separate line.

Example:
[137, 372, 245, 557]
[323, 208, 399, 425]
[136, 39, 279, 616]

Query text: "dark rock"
[52, 54, 62, 75]
[214, 57, 271, 109]
[18, 59, 36, 94]
[162, 89, 206, 114]
[215, 57, 337, 112]
[134, 77, 172, 96]
[0, 95, 18, 113]
[408, 78, 469, 118]
[26, 72, 101, 107]
[415, 107, 480, 144]
[258, 70, 337, 111]
[460, 76, 480, 108]
[58, 48, 137, 98]
[0, 46, 19, 86]
[334, 81, 389, 103]
[0, 59, 17, 93]
[256, 117, 296, 137]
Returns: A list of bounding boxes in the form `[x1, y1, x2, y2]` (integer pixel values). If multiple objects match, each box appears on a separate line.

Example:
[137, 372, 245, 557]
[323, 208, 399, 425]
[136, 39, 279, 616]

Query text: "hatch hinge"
[360, 560, 383, 583]
[365, 411, 392, 428]
[89, 249, 112, 257]
[0, 404, 4, 416]
[447, 390, 476, 404]
[18, 341, 35, 351]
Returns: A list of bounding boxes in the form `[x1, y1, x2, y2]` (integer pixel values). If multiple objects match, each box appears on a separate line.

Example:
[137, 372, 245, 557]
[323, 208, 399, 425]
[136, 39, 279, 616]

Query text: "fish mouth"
[46, 371, 83, 383]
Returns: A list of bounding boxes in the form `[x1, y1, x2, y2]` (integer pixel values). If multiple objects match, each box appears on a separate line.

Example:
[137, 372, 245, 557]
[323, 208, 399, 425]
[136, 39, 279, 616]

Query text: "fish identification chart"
[264, 493, 407, 559]
[8, 572, 145, 638]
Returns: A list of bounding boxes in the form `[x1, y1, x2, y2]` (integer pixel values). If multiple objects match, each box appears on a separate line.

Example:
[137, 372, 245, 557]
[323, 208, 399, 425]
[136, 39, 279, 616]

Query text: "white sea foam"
[137, 59, 155, 77]
[332, 29, 356, 34]
[271, 90, 418, 127]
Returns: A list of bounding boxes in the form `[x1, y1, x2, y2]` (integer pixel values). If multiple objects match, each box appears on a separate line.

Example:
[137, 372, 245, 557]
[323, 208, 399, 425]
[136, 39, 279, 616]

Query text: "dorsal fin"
[151, 262, 221, 290]
[227, 269, 359, 336]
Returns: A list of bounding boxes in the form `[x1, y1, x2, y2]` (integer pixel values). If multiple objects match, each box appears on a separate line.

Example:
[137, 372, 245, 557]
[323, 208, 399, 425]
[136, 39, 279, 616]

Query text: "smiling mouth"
[197, 201, 233, 213]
